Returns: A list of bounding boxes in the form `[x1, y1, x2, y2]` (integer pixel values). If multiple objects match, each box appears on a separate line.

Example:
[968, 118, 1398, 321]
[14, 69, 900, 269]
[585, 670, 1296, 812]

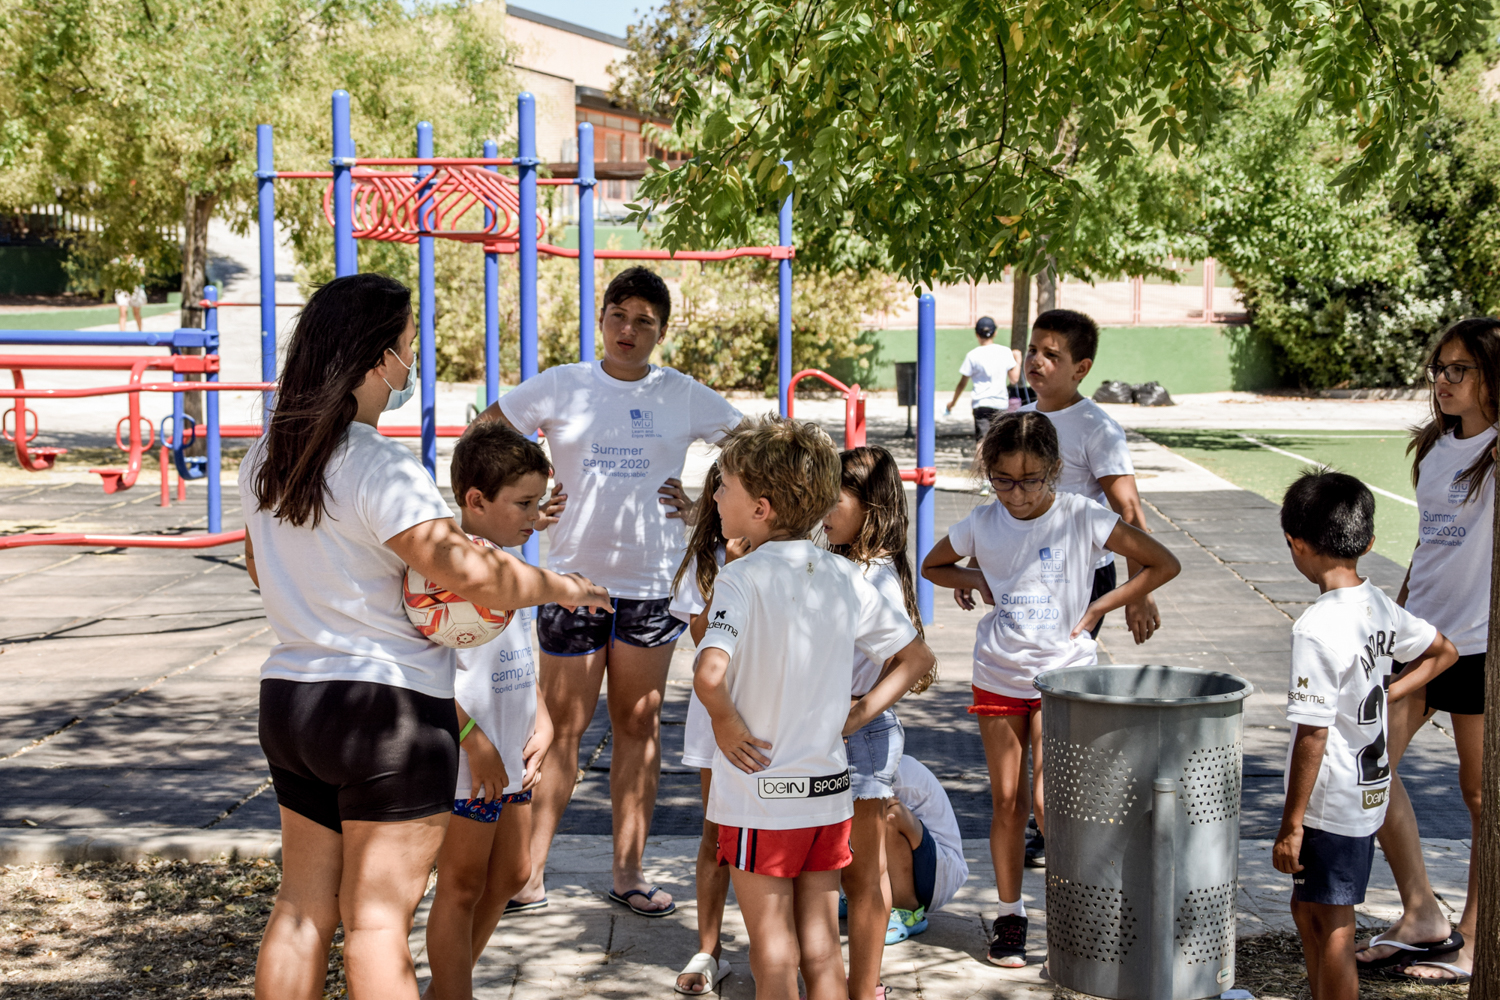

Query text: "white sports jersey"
[455, 549, 537, 797]
[851, 559, 912, 696]
[500, 361, 742, 599]
[699, 541, 918, 830]
[1405, 428, 1496, 656]
[948, 492, 1120, 699]
[891, 756, 969, 912]
[1284, 580, 1437, 837]
[669, 546, 725, 769]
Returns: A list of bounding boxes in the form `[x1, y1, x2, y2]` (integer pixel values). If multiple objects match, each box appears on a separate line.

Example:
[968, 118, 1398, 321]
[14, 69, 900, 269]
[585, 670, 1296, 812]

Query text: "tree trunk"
[178, 192, 215, 455]
[1009, 266, 1031, 355]
[1473, 482, 1500, 998]
[1035, 256, 1058, 314]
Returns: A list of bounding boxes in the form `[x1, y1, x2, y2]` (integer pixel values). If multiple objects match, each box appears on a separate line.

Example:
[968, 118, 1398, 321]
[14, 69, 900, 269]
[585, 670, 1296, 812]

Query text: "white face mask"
[382, 348, 416, 411]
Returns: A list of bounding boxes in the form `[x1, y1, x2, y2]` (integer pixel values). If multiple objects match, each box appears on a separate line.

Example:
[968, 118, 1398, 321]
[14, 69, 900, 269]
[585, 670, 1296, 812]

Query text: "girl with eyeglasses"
[920, 410, 1179, 968]
[1353, 317, 1500, 984]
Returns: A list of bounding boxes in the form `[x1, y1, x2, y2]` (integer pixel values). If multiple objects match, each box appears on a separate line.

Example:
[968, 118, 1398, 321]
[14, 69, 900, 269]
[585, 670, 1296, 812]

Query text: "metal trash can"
[894, 362, 918, 407]
[1036, 664, 1253, 1000]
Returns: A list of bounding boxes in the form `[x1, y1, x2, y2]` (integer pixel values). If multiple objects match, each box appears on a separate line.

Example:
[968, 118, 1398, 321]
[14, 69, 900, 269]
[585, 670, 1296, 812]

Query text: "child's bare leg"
[979, 714, 1031, 903]
[423, 814, 499, 1000]
[794, 869, 847, 1000]
[730, 867, 800, 1000]
[1030, 708, 1045, 835]
[1291, 899, 1356, 1000]
[679, 770, 732, 993]
[884, 815, 919, 911]
[132, 304, 144, 332]
[469, 802, 533, 959]
[844, 798, 891, 1000]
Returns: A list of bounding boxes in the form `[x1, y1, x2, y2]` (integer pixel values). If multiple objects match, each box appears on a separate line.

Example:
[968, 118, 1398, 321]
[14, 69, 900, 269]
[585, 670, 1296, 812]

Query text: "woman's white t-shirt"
[891, 756, 969, 912]
[669, 546, 724, 769]
[1405, 428, 1496, 656]
[947, 492, 1120, 699]
[851, 559, 910, 696]
[500, 362, 742, 599]
[455, 549, 537, 797]
[239, 423, 458, 698]
[699, 541, 918, 830]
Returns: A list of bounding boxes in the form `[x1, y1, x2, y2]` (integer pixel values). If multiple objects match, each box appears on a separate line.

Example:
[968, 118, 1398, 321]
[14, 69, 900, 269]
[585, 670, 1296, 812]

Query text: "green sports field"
[1138, 429, 1419, 566]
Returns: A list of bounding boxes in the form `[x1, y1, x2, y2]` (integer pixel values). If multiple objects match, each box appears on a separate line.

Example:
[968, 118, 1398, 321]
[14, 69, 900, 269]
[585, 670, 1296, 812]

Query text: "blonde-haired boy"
[695, 416, 937, 1000]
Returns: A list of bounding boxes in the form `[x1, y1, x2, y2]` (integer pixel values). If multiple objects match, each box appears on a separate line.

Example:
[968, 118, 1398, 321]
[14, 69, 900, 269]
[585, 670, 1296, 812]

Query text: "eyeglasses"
[988, 476, 1048, 493]
[1426, 363, 1481, 384]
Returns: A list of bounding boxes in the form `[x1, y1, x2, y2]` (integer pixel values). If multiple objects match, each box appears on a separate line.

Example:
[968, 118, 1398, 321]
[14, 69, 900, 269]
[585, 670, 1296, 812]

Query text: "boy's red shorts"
[717, 818, 853, 878]
[969, 685, 1041, 716]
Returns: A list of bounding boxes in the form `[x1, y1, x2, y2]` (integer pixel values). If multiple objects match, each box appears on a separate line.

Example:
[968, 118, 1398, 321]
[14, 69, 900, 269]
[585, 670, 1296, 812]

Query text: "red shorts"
[717, 819, 853, 879]
[969, 685, 1040, 717]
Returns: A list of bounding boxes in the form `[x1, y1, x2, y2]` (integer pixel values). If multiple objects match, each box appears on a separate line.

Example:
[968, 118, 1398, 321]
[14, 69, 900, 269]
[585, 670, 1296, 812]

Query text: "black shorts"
[1426, 652, 1486, 715]
[973, 406, 1001, 442]
[1089, 561, 1117, 640]
[258, 679, 459, 833]
[910, 819, 937, 911]
[1291, 827, 1375, 906]
[537, 596, 686, 656]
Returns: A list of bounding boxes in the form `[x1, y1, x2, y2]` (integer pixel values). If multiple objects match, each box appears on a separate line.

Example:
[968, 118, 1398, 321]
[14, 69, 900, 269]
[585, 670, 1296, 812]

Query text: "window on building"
[606, 135, 622, 162]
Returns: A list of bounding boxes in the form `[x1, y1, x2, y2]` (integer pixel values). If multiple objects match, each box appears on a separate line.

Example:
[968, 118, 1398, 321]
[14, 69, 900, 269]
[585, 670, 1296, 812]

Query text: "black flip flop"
[503, 896, 548, 915]
[1356, 929, 1463, 972]
[608, 886, 677, 917]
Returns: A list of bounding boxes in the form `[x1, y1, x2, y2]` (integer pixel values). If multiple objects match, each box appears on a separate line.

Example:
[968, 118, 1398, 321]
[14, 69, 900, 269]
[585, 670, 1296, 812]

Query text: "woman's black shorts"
[259, 678, 459, 833]
[1426, 652, 1486, 715]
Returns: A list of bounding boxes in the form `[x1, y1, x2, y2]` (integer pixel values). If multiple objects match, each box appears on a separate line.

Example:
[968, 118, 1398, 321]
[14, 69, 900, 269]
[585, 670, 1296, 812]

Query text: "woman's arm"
[1070, 521, 1181, 638]
[387, 517, 610, 613]
[244, 527, 259, 588]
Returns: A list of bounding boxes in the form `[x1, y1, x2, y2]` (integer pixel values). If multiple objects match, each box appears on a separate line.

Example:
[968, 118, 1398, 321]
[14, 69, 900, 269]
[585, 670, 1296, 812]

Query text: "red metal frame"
[785, 369, 867, 451]
[0, 529, 246, 551]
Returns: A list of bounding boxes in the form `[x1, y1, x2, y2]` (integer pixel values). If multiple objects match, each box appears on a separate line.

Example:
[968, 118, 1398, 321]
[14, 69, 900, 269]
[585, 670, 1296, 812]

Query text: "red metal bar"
[199, 301, 305, 308]
[5, 370, 66, 470]
[533, 242, 795, 261]
[273, 171, 334, 178]
[0, 382, 274, 399]
[159, 445, 171, 507]
[0, 530, 246, 550]
[900, 468, 938, 486]
[352, 157, 516, 166]
[217, 423, 469, 439]
[0, 355, 218, 373]
[785, 369, 868, 451]
[89, 359, 152, 493]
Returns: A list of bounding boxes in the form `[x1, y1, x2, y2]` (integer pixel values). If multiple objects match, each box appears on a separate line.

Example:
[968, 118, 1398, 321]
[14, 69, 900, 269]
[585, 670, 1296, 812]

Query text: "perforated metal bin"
[1035, 664, 1253, 1000]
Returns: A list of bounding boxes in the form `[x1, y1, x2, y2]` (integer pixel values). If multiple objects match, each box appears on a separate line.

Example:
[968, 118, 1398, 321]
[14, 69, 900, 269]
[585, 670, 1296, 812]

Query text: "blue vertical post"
[256, 125, 277, 425]
[205, 286, 223, 534]
[417, 121, 437, 478]
[777, 170, 793, 416]
[483, 139, 501, 407]
[577, 123, 596, 363]
[916, 293, 936, 623]
[518, 93, 540, 565]
[331, 90, 357, 276]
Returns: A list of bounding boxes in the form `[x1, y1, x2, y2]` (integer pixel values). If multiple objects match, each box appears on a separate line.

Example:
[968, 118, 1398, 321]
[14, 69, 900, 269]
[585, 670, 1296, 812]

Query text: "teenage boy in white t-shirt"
[695, 416, 935, 1000]
[1271, 470, 1457, 1000]
[480, 267, 742, 915]
[1019, 309, 1159, 644]
[945, 316, 1020, 440]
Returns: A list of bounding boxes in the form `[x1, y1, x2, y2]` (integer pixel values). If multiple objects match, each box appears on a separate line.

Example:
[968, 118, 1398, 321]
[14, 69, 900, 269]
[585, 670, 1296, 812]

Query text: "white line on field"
[1237, 434, 1418, 508]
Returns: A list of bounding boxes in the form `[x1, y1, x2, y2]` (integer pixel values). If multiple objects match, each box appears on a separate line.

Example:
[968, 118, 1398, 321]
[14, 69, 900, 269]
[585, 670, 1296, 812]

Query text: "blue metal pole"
[205, 285, 223, 534]
[777, 171, 793, 416]
[417, 121, 436, 478]
[577, 123, 596, 364]
[483, 138, 500, 408]
[518, 93, 539, 565]
[916, 293, 936, 623]
[332, 90, 356, 276]
[256, 124, 276, 425]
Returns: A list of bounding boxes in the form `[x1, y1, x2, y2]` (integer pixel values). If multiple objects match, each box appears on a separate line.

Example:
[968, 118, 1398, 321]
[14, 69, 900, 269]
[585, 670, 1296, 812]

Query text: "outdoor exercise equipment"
[0, 90, 940, 620]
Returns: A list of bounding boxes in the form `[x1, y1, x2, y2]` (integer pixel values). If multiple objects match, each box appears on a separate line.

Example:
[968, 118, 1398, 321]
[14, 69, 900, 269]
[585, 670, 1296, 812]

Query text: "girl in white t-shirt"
[921, 411, 1179, 968]
[1354, 318, 1500, 983]
[426, 424, 558, 1000]
[667, 462, 751, 995]
[821, 446, 930, 1000]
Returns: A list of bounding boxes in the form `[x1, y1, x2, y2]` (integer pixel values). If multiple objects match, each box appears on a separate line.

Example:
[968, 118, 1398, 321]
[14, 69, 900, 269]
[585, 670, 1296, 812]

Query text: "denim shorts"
[844, 709, 904, 800]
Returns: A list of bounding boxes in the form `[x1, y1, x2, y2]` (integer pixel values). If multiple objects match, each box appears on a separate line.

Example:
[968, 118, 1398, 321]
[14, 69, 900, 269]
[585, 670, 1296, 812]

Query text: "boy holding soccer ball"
[425, 422, 559, 1000]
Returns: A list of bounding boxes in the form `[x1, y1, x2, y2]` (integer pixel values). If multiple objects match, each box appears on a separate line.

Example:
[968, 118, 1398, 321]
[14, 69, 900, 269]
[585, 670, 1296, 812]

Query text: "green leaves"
[629, 0, 1496, 286]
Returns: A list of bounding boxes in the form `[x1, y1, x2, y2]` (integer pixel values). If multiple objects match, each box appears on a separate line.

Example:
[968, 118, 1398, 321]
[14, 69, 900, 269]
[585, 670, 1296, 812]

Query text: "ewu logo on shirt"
[629, 408, 660, 439]
[757, 770, 851, 799]
[1038, 546, 1067, 582]
[1448, 467, 1474, 505]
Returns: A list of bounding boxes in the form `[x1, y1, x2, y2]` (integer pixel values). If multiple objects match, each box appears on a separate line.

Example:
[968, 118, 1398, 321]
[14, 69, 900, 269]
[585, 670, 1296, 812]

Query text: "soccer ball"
[403, 535, 515, 648]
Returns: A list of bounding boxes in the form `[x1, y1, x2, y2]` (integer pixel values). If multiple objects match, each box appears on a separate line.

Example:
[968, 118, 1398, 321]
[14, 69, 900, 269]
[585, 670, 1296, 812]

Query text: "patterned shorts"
[451, 790, 533, 823]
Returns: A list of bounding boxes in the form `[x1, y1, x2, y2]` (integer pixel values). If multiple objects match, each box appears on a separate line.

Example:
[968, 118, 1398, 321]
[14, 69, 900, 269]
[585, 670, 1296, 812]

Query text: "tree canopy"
[632, 0, 1497, 286]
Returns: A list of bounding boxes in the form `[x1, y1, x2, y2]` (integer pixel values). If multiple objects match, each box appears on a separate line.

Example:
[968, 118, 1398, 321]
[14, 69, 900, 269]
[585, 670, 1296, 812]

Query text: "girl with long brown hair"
[821, 445, 931, 1000]
[1355, 317, 1500, 984]
[241, 273, 608, 1000]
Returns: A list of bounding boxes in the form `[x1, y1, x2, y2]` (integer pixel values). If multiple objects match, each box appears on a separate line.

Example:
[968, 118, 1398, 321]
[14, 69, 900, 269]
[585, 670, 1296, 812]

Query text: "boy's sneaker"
[889, 905, 928, 942]
[987, 914, 1028, 967]
[1024, 832, 1046, 868]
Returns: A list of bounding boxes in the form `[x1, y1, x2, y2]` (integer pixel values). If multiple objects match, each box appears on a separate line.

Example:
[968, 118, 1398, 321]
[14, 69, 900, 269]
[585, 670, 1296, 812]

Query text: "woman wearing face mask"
[240, 274, 610, 1000]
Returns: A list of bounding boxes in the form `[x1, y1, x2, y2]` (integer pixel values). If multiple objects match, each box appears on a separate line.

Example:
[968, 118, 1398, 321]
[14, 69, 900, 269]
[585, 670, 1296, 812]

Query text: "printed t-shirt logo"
[1297, 677, 1309, 688]
[1038, 546, 1066, 582]
[629, 408, 660, 439]
[757, 770, 851, 799]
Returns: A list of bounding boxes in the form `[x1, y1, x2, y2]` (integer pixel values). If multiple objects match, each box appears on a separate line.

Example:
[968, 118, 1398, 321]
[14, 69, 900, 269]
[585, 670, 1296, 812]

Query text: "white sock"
[996, 897, 1026, 919]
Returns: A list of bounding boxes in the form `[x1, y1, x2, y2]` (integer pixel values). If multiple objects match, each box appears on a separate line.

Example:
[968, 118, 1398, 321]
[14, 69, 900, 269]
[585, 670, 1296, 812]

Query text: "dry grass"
[0, 859, 344, 998]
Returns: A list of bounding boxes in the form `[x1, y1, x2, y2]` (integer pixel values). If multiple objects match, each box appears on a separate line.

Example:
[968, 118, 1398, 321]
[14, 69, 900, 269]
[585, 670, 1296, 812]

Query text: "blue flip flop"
[608, 886, 677, 917]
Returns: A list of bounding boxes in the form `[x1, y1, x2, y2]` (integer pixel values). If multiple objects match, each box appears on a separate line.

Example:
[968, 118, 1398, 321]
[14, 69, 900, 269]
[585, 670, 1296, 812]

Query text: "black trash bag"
[1132, 381, 1174, 406]
[1092, 380, 1136, 405]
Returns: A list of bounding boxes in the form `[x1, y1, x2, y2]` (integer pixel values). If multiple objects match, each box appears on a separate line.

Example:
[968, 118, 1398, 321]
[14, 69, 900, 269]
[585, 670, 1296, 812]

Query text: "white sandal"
[674, 953, 731, 995]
